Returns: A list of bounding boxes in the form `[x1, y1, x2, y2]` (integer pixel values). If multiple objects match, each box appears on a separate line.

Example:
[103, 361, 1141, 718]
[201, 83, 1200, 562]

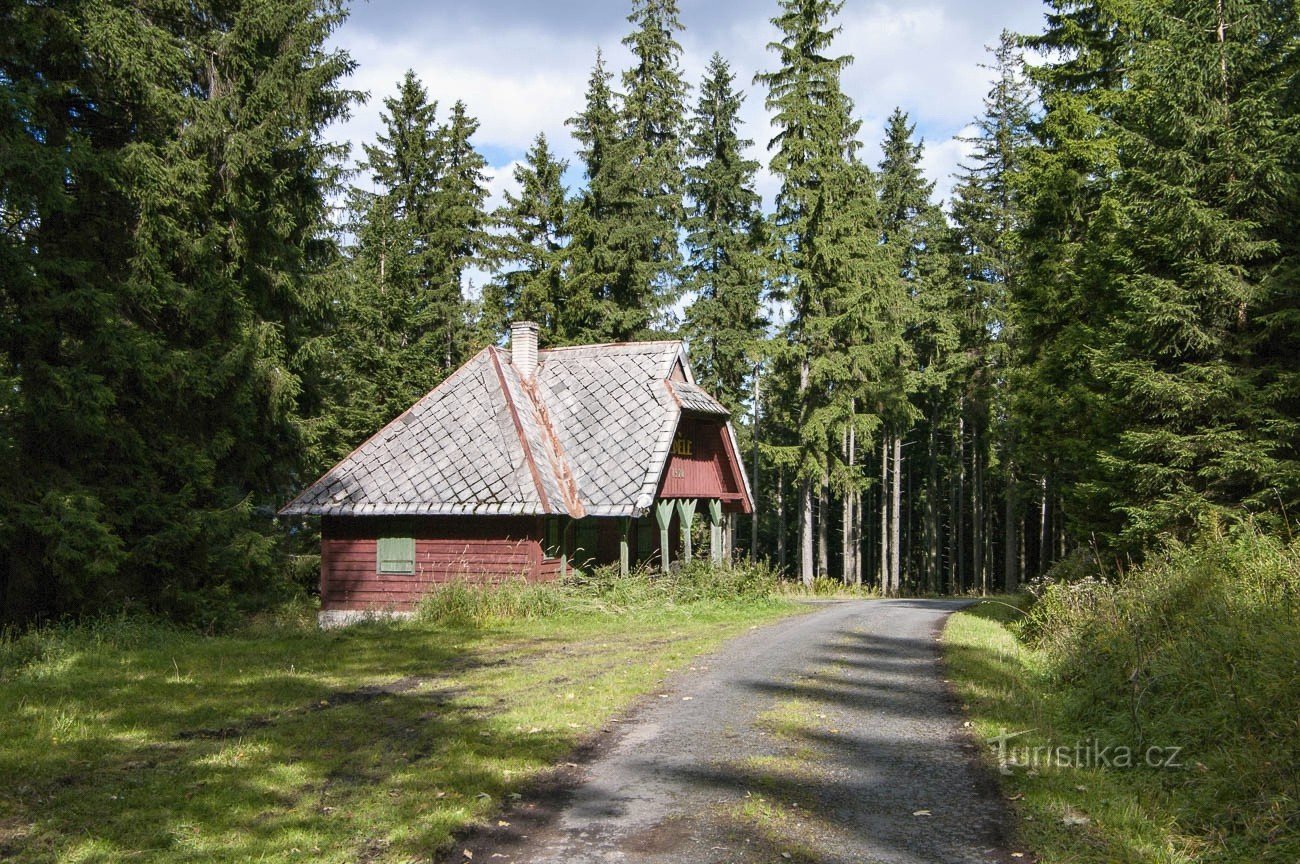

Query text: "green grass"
[944, 529, 1300, 864]
[0, 590, 798, 863]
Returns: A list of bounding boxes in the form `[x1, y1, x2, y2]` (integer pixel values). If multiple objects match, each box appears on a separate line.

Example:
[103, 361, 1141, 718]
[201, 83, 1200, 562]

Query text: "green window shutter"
[377, 537, 415, 575]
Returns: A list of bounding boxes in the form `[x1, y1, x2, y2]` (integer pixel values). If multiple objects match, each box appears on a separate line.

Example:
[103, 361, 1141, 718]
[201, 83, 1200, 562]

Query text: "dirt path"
[457, 599, 1013, 864]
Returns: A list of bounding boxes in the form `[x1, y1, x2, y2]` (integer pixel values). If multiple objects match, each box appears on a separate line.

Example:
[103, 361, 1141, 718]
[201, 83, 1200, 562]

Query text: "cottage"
[280, 322, 753, 623]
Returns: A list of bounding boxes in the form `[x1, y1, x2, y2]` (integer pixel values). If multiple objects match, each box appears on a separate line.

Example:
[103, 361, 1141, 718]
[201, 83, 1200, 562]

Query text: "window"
[637, 517, 654, 564]
[377, 537, 415, 575]
[545, 517, 564, 559]
[574, 519, 598, 569]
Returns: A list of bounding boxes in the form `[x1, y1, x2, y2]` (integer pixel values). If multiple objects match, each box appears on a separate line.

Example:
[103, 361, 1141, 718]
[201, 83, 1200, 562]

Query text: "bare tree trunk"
[817, 478, 829, 581]
[750, 364, 761, 561]
[880, 433, 890, 592]
[777, 469, 787, 574]
[956, 414, 966, 594]
[890, 433, 902, 596]
[841, 429, 852, 585]
[928, 420, 941, 594]
[1038, 475, 1049, 578]
[1004, 462, 1019, 592]
[800, 476, 814, 587]
[849, 414, 861, 586]
[974, 429, 985, 596]
[799, 358, 814, 587]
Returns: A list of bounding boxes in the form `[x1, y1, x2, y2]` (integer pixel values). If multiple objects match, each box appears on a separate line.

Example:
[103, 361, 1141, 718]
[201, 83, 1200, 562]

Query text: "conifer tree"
[0, 0, 356, 622]
[566, 50, 628, 341]
[877, 109, 956, 593]
[1092, 0, 1294, 544]
[951, 31, 1035, 590]
[618, 0, 689, 329]
[484, 134, 573, 343]
[428, 100, 489, 368]
[682, 53, 765, 416]
[757, 0, 895, 585]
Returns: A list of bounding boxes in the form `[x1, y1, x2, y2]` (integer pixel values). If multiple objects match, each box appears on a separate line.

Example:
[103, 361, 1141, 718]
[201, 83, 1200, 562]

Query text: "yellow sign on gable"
[671, 433, 694, 457]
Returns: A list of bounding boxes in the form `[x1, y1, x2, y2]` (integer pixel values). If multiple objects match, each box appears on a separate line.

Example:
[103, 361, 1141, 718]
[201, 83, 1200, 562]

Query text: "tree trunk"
[750, 364, 761, 561]
[817, 478, 829, 581]
[800, 476, 815, 587]
[880, 432, 890, 592]
[1038, 475, 1049, 578]
[841, 429, 852, 585]
[1004, 462, 1019, 592]
[928, 419, 941, 594]
[890, 433, 902, 596]
[777, 468, 787, 574]
[973, 428, 985, 596]
[849, 415, 861, 586]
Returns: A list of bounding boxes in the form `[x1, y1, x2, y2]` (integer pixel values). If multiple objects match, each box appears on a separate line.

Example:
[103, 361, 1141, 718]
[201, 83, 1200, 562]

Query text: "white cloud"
[327, 0, 1043, 211]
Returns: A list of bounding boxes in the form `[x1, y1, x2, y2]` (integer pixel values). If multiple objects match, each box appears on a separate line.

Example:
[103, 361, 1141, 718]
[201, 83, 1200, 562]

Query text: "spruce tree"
[566, 50, 628, 341]
[757, 0, 896, 585]
[951, 31, 1035, 590]
[1092, 0, 1294, 544]
[484, 134, 573, 344]
[0, 0, 356, 623]
[618, 0, 689, 330]
[682, 53, 765, 416]
[428, 100, 489, 369]
[877, 109, 957, 593]
[338, 71, 450, 448]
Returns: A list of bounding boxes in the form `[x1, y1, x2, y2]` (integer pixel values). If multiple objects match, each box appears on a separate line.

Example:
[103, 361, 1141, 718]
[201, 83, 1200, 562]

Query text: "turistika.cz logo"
[986, 728, 1185, 774]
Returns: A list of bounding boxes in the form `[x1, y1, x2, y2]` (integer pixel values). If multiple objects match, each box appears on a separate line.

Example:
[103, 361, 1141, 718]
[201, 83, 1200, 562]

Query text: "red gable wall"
[657, 416, 751, 511]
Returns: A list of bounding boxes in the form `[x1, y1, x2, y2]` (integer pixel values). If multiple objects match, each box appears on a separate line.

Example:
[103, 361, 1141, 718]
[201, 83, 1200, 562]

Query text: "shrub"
[1019, 527, 1300, 859]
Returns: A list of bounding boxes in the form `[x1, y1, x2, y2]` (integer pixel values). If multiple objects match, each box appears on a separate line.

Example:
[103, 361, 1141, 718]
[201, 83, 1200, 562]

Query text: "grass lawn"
[945, 599, 1229, 864]
[0, 598, 798, 863]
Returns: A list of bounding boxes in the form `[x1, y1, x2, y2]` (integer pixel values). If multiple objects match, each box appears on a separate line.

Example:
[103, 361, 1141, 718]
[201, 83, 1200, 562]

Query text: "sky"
[326, 0, 1048, 293]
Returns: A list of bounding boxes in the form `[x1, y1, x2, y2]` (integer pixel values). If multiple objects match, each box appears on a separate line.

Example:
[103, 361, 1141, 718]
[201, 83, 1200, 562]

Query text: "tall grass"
[1019, 527, 1300, 860]
[415, 559, 784, 626]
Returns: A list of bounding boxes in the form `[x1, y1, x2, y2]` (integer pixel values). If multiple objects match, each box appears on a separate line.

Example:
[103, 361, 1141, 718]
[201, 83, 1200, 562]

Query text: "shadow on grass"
[0, 622, 584, 863]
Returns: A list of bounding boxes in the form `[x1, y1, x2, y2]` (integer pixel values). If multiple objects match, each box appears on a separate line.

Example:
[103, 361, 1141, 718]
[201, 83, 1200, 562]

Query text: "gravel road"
[460, 599, 1013, 864]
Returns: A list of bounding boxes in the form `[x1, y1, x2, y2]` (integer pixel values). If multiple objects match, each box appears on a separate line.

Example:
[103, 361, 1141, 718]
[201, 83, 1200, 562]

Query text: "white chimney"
[510, 321, 539, 380]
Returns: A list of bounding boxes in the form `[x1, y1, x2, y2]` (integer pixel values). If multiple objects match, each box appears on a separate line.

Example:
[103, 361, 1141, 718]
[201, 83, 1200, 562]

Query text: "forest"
[3, 0, 1298, 626]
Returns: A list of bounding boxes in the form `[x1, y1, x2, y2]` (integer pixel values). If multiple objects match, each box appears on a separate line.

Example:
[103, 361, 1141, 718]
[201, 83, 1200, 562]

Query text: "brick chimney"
[510, 321, 539, 380]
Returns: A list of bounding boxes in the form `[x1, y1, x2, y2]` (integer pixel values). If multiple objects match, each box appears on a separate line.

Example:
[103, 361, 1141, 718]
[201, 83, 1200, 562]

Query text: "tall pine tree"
[484, 134, 574, 343]
[682, 53, 765, 416]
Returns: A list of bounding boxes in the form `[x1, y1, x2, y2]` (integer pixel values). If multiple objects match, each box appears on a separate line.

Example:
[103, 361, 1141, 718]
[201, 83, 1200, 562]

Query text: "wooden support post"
[677, 498, 698, 563]
[655, 500, 675, 571]
[619, 517, 630, 577]
[709, 499, 723, 564]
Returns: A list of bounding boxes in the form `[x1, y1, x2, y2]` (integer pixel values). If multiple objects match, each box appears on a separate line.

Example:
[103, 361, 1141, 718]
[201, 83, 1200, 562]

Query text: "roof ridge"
[487, 348, 553, 514]
[539, 339, 681, 354]
[518, 374, 586, 518]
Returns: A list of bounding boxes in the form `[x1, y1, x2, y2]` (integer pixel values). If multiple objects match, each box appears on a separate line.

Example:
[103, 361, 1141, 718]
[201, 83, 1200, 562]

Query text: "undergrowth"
[415, 558, 784, 625]
[948, 526, 1300, 863]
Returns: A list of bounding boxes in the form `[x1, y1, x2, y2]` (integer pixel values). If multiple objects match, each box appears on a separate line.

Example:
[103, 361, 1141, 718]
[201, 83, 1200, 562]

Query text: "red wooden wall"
[320, 516, 555, 612]
[657, 416, 749, 510]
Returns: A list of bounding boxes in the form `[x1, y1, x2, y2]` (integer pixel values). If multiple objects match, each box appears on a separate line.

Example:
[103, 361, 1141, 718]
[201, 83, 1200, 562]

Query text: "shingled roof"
[280, 339, 740, 519]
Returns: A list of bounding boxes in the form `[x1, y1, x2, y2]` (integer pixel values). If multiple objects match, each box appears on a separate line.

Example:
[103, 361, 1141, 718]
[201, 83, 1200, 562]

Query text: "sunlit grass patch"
[0, 591, 797, 863]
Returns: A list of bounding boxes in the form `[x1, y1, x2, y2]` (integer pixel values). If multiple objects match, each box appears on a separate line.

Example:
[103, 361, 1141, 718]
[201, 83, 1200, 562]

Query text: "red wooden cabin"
[280, 323, 753, 625]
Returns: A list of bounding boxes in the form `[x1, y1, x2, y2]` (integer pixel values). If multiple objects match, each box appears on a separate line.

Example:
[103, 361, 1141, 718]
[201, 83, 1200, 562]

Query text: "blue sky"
[328, 0, 1048, 284]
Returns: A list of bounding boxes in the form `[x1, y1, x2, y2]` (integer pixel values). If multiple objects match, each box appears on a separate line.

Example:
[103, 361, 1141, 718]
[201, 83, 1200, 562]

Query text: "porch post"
[619, 517, 630, 577]
[655, 499, 675, 571]
[677, 498, 698, 563]
[709, 499, 724, 564]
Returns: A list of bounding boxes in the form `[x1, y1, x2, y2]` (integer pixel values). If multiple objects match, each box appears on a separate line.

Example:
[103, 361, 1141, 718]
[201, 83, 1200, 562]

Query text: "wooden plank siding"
[658, 416, 748, 507]
[320, 516, 558, 612]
